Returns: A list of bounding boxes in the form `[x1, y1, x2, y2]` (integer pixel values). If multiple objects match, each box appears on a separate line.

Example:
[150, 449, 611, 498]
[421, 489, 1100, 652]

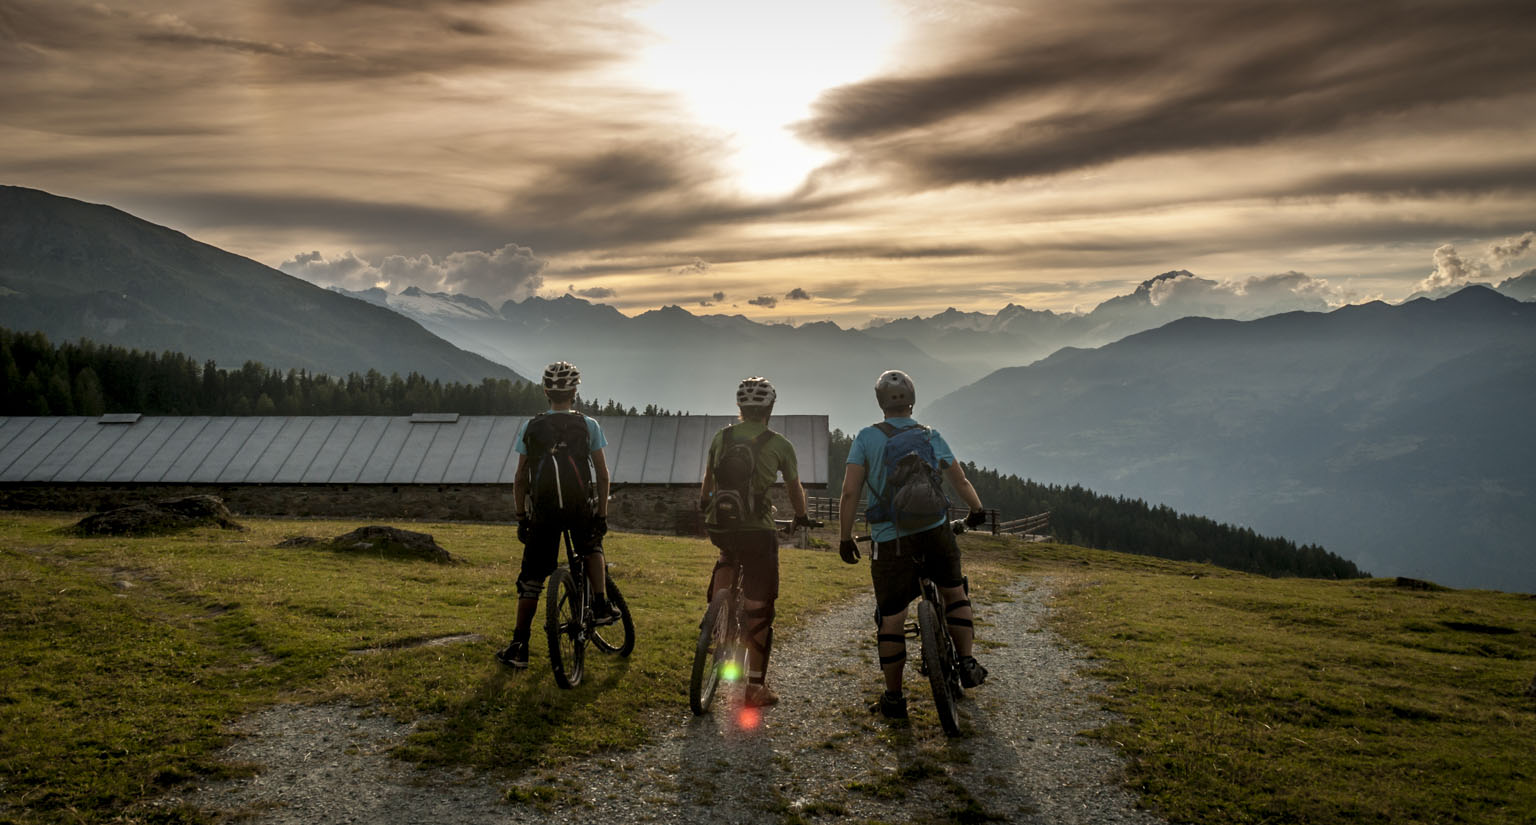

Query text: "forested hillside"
[0, 328, 668, 418]
[825, 429, 1363, 580]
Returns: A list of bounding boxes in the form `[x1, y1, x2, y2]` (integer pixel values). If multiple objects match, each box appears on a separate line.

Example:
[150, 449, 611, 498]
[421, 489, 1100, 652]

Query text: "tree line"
[825, 428, 1365, 580]
[0, 328, 676, 418]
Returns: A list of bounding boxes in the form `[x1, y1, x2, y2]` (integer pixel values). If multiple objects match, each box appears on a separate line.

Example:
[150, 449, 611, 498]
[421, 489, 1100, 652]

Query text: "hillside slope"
[925, 286, 1536, 591]
[0, 186, 522, 384]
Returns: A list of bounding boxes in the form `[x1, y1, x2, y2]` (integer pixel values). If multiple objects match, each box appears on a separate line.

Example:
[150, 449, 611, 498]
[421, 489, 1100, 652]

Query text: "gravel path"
[176, 576, 1166, 824]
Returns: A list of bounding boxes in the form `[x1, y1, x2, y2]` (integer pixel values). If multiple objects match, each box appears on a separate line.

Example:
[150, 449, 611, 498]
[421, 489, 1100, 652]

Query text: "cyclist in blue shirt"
[496, 361, 613, 670]
[838, 369, 989, 720]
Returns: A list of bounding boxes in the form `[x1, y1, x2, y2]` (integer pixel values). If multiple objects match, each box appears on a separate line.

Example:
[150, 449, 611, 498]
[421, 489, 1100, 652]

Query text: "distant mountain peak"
[1135, 270, 1197, 294]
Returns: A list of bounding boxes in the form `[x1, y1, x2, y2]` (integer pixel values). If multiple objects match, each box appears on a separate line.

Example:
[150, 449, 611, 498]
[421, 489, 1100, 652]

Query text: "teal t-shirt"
[846, 417, 955, 543]
[513, 410, 607, 455]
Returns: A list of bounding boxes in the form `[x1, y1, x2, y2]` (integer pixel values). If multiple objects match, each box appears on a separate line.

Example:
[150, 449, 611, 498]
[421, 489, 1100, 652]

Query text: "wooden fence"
[807, 496, 1051, 539]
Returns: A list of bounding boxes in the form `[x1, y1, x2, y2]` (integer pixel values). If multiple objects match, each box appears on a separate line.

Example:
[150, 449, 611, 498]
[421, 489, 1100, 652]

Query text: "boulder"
[72, 495, 244, 536]
[326, 525, 453, 564]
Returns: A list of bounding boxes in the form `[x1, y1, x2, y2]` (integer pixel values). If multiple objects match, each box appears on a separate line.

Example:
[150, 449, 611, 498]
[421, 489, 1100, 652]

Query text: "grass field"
[2, 512, 1533, 824]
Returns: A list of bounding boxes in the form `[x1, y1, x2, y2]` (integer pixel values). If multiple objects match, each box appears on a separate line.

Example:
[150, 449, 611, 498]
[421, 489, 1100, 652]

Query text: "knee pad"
[945, 598, 974, 629]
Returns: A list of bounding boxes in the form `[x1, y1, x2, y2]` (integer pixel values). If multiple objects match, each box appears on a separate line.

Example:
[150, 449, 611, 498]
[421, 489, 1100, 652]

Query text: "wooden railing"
[807, 496, 1025, 537]
[997, 511, 1051, 541]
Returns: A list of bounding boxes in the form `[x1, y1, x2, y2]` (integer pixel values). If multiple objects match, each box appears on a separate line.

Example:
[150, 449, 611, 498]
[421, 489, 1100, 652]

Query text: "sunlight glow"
[720, 659, 743, 682]
[630, 0, 902, 196]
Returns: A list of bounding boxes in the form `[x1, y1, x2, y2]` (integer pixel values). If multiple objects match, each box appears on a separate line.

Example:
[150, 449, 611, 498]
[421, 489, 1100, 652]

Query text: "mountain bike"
[690, 518, 822, 715]
[545, 527, 635, 689]
[855, 519, 969, 736]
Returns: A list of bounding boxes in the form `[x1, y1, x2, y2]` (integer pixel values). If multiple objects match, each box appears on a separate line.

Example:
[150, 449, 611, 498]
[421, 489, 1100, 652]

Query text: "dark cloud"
[747, 295, 778, 308]
[785, 287, 813, 300]
[570, 285, 617, 299]
[803, 0, 1536, 186]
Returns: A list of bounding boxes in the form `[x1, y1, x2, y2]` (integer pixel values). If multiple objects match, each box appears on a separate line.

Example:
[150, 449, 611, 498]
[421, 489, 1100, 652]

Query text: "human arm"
[839, 462, 865, 541]
[786, 476, 808, 520]
[591, 447, 609, 517]
[943, 461, 984, 514]
[512, 453, 530, 518]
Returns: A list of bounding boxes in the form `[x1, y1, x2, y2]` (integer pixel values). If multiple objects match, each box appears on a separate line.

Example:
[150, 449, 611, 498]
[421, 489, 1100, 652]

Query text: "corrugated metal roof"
[0, 415, 830, 486]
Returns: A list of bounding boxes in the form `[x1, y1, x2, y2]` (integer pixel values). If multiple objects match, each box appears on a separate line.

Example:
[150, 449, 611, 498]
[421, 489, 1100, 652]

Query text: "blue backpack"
[865, 422, 949, 530]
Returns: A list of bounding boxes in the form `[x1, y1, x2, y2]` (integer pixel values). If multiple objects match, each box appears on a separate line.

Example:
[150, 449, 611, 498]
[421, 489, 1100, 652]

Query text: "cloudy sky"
[4, 0, 1535, 324]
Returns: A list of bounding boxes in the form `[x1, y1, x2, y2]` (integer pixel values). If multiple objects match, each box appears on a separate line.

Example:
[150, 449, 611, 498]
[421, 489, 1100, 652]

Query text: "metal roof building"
[0, 414, 830, 487]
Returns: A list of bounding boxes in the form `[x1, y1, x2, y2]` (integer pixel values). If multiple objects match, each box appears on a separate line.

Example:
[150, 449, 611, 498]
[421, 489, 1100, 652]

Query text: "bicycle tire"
[545, 568, 585, 689]
[918, 599, 961, 736]
[591, 575, 635, 656]
[689, 588, 732, 715]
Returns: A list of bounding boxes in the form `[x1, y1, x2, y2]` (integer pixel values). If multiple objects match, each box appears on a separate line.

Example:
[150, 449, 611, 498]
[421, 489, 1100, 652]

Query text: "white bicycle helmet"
[735, 376, 777, 407]
[874, 369, 915, 411]
[541, 361, 581, 390]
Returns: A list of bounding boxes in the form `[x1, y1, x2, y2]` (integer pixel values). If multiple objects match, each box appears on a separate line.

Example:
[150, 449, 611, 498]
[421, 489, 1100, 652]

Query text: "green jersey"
[705, 420, 799, 532]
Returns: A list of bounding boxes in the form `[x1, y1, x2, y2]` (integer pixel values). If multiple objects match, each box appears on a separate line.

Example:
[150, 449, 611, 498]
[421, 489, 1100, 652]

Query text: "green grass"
[0, 512, 864, 824]
[1021, 540, 1536, 825]
[4, 513, 1534, 825]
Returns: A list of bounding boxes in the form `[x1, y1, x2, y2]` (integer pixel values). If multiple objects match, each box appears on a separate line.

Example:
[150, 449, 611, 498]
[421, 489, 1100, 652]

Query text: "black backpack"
[865, 421, 950, 530]
[523, 412, 594, 523]
[709, 427, 775, 528]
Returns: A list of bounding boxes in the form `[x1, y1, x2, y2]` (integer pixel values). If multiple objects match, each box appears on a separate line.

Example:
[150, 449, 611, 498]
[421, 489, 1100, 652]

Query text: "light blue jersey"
[847, 416, 955, 543]
[514, 410, 607, 455]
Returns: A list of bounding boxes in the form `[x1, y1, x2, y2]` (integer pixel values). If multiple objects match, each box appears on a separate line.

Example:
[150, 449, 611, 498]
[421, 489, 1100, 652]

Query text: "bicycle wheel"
[689, 588, 733, 715]
[545, 568, 585, 689]
[917, 599, 961, 736]
[592, 574, 635, 656]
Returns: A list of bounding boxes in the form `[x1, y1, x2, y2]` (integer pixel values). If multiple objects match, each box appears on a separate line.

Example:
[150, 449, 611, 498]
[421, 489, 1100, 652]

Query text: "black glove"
[839, 539, 861, 565]
[592, 515, 608, 538]
[516, 517, 532, 544]
[792, 515, 820, 529]
[966, 509, 988, 529]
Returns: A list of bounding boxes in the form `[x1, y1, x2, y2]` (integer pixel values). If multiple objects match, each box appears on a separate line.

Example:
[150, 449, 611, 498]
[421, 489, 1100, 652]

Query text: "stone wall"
[2, 482, 825, 535]
[0, 483, 520, 522]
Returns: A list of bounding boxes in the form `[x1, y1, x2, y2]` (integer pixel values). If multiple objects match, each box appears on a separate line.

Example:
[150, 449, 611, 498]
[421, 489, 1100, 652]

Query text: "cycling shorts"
[516, 519, 603, 597]
[707, 529, 780, 603]
[870, 522, 964, 619]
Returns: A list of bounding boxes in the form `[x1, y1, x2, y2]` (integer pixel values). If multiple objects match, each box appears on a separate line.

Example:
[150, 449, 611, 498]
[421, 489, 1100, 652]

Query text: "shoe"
[743, 684, 780, 708]
[871, 690, 908, 719]
[959, 656, 988, 688]
[495, 640, 529, 669]
[591, 598, 622, 626]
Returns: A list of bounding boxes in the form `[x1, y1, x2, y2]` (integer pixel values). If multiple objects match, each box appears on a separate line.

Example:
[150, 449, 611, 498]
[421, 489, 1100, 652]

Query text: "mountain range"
[924, 286, 1536, 592]
[332, 284, 950, 427]
[330, 268, 1363, 429]
[0, 186, 521, 384]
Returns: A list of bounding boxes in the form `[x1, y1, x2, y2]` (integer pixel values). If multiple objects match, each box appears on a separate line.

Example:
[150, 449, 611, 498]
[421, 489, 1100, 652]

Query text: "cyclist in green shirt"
[699, 376, 816, 708]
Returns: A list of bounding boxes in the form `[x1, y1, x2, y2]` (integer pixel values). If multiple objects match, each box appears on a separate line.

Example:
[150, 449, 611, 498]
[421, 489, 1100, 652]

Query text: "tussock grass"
[1022, 541, 1536, 825]
[0, 513, 862, 824]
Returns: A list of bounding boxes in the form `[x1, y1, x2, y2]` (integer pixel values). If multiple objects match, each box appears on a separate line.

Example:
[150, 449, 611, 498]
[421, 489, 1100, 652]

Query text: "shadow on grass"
[394, 644, 636, 776]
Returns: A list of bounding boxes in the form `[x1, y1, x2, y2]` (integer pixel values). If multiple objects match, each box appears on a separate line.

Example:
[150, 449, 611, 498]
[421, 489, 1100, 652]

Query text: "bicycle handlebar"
[779, 517, 825, 534]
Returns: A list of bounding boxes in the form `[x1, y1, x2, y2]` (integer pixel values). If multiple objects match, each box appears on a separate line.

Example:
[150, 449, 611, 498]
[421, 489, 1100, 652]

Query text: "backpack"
[709, 427, 775, 528]
[522, 412, 594, 523]
[865, 422, 950, 530]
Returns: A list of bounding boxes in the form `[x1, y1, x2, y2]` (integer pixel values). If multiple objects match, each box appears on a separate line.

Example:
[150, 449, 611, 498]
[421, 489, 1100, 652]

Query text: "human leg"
[737, 531, 781, 706]
[499, 523, 561, 666]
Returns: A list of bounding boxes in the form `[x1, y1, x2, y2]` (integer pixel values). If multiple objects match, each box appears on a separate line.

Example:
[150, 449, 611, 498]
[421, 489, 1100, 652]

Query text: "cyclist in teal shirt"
[839, 369, 989, 720]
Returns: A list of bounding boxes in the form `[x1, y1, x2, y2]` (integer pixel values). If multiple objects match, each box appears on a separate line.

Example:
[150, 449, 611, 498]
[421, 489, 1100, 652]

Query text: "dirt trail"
[175, 577, 1166, 824]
